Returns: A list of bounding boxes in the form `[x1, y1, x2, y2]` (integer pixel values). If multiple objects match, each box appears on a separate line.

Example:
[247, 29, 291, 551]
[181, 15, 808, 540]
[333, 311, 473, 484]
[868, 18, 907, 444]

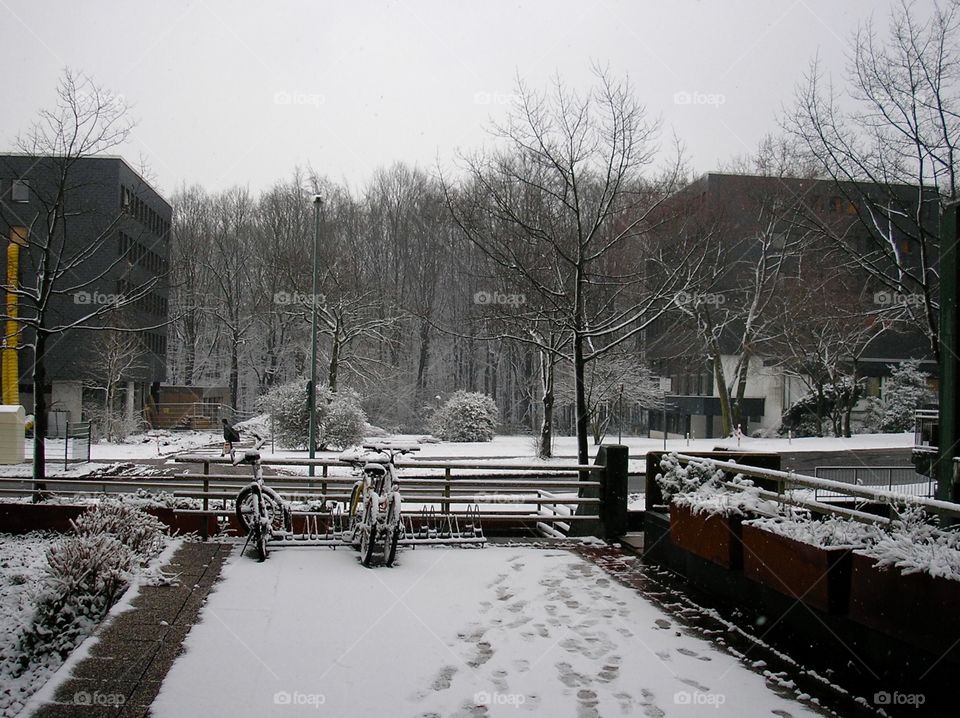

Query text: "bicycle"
[341, 443, 420, 567]
[234, 450, 292, 561]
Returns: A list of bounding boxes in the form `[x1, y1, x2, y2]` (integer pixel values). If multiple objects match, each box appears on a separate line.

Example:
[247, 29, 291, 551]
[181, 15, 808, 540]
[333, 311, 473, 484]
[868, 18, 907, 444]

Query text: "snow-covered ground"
[0, 533, 59, 717]
[152, 547, 824, 718]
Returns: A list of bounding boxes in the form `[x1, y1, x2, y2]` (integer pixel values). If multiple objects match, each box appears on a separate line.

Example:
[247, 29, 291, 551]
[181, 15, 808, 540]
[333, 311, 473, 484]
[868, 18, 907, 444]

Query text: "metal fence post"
[201, 460, 210, 541]
[64, 421, 69, 470]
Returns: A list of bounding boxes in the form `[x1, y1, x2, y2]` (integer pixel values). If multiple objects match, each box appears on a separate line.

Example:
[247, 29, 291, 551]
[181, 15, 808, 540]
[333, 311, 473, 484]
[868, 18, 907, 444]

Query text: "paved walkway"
[27, 541, 231, 718]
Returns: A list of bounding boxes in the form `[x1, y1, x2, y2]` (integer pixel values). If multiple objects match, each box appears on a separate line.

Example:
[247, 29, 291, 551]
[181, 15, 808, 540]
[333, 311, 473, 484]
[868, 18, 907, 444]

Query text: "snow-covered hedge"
[656, 453, 778, 517]
[15, 503, 167, 670]
[71, 501, 167, 557]
[430, 391, 499, 442]
[858, 508, 960, 581]
[745, 515, 879, 549]
[256, 379, 367, 450]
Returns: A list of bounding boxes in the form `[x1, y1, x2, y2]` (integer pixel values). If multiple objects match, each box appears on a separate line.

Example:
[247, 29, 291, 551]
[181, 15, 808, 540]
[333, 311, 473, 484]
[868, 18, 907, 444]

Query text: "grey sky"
[1, 0, 906, 198]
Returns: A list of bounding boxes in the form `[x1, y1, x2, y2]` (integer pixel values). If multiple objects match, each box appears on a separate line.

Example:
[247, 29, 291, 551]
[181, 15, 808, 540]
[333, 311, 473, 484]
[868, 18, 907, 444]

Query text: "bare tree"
[0, 70, 161, 481]
[786, 0, 959, 359]
[83, 327, 148, 441]
[444, 68, 692, 465]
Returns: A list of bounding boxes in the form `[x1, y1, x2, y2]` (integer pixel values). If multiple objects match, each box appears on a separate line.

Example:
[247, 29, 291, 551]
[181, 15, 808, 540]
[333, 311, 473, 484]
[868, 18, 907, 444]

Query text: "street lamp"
[309, 194, 322, 477]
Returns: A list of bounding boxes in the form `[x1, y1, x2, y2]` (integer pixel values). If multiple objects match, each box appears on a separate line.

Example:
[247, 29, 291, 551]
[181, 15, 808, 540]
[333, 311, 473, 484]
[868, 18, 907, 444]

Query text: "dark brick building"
[0, 154, 170, 423]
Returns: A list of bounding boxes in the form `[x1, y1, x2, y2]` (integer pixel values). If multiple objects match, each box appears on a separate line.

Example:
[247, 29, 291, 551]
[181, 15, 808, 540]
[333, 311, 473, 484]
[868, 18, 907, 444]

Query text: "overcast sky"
[1, 0, 908, 198]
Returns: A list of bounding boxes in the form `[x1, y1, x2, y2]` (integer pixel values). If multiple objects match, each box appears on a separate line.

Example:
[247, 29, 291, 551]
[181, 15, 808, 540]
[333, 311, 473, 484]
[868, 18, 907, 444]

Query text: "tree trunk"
[574, 333, 589, 466]
[328, 331, 340, 393]
[415, 319, 431, 390]
[32, 333, 47, 489]
[713, 356, 733, 437]
[229, 332, 239, 411]
[538, 354, 555, 458]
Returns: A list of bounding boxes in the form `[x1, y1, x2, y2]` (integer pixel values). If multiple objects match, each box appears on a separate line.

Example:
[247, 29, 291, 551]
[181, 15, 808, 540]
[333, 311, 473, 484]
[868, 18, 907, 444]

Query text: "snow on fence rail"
[671, 452, 960, 523]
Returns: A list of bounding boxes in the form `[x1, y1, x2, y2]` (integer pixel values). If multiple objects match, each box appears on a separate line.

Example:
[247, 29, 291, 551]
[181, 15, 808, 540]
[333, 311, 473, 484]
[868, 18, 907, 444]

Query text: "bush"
[71, 501, 166, 558]
[324, 390, 367, 450]
[16, 503, 166, 669]
[430, 391, 499, 442]
[256, 379, 366, 450]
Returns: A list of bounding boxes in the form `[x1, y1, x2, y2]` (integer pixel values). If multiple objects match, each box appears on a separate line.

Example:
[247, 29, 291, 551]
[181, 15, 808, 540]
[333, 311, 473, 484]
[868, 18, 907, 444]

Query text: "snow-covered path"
[152, 546, 821, 718]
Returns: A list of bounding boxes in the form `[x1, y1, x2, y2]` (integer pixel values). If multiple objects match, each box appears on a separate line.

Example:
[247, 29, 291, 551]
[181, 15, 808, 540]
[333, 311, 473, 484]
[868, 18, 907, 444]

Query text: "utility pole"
[309, 195, 322, 477]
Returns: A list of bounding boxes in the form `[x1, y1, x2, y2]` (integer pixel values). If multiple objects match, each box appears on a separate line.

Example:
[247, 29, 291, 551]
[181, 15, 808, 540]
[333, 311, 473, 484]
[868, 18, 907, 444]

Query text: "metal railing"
[0, 453, 606, 537]
[670, 452, 960, 525]
[813, 466, 936, 499]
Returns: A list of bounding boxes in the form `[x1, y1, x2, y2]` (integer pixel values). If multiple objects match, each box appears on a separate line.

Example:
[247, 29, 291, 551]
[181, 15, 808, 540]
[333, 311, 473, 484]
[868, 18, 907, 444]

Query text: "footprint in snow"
[771, 712, 794, 718]
[679, 677, 710, 692]
[555, 661, 592, 688]
[615, 692, 634, 714]
[617, 627, 634, 638]
[495, 586, 514, 601]
[577, 688, 601, 717]
[595, 654, 622, 683]
[507, 614, 532, 629]
[639, 689, 666, 718]
[431, 665, 458, 691]
[507, 600, 527, 613]
[654, 618, 671, 630]
[452, 702, 489, 718]
[654, 650, 671, 662]
[467, 641, 494, 668]
[487, 573, 508, 587]
[513, 659, 530, 673]
[676, 647, 698, 657]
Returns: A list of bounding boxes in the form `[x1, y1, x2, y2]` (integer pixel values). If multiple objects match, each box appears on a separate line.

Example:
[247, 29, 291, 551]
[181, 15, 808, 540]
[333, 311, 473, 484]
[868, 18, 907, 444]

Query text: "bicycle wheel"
[360, 520, 377, 567]
[235, 487, 287, 535]
[385, 494, 402, 567]
[385, 526, 400, 567]
[254, 521, 268, 561]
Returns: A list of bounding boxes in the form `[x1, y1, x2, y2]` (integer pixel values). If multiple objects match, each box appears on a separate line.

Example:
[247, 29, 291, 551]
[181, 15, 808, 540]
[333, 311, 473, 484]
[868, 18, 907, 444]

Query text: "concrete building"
[0, 154, 170, 426]
[644, 172, 938, 439]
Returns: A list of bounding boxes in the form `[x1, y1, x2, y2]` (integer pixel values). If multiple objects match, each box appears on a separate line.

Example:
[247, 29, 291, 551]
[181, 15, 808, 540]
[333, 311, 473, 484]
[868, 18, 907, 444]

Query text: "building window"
[11, 180, 29, 202]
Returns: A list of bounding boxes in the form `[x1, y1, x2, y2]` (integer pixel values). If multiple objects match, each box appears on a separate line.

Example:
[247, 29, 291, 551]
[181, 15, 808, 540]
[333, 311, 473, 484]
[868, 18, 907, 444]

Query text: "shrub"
[323, 390, 367, 450]
[256, 379, 365, 450]
[71, 501, 166, 559]
[18, 534, 133, 666]
[16, 503, 166, 669]
[430, 391, 499, 442]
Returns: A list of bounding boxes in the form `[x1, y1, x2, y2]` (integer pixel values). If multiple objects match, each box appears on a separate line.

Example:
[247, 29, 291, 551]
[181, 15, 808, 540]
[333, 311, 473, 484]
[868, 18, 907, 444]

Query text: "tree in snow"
[786, 0, 958, 359]
[256, 378, 366, 450]
[430, 390, 499, 442]
[444, 67, 691, 466]
[878, 359, 933, 432]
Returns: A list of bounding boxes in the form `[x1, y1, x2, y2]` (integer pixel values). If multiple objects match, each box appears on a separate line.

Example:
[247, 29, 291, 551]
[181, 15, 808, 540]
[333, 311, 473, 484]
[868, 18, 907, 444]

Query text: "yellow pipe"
[3, 227, 26, 406]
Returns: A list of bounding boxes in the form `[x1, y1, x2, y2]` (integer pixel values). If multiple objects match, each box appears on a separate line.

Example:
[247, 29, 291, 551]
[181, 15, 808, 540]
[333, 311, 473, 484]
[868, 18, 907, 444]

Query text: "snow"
[744, 516, 879, 549]
[0, 533, 58, 718]
[151, 547, 823, 718]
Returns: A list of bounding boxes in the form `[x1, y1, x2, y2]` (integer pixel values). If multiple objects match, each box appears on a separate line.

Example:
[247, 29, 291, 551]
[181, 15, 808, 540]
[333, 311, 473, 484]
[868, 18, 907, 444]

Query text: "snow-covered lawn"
[0, 533, 59, 717]
[152, 547, 822, 718]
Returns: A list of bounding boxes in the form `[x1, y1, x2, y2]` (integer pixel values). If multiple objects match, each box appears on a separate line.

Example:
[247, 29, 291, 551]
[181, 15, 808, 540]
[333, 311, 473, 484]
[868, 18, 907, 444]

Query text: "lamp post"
[309, 194, 322, 477]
